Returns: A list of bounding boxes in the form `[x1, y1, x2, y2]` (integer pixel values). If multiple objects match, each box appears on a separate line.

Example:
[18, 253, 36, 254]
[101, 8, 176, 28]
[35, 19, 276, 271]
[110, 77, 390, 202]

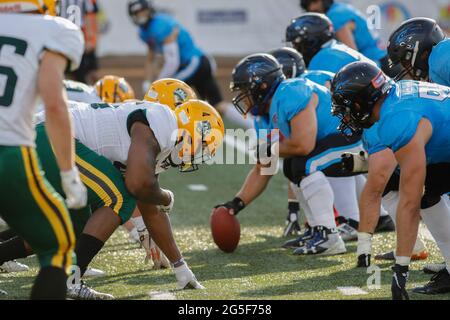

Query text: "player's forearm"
[358, 183, 383, 234]
[45, 107, 75, 172]
[236, 165, 272, 205]
[138, 201, 182, 263]
[279, 140, 311, 158]
[396, 198, 421, 257]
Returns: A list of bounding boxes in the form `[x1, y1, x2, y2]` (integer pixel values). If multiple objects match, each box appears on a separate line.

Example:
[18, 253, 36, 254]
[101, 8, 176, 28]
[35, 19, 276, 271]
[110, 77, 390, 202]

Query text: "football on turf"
[210, 206, 240, 253]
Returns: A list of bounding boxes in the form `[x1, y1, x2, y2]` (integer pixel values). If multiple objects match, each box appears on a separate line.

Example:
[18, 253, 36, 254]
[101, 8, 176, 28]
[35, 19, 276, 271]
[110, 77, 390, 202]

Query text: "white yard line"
[148, 291, 176, 300]
[337, 286, 368, 296]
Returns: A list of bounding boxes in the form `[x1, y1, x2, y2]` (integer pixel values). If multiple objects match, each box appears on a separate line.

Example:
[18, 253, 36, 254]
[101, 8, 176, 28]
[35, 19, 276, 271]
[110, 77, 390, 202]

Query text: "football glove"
[341, 151, 369, 173]
[283, 212, 301, 237]
[61, 167, 88, 209]
[214, 197, 245, 216]
[137, 228, 170, 269]
[174, 263, 205, 290]
[157, 189, 174, 214]
[391, 264, 410, 300]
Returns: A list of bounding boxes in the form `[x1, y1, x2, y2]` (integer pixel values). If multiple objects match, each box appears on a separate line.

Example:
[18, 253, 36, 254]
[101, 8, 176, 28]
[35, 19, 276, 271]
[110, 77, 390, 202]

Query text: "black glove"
[215, 197, 246, 216]
[357, 253, 371, 268]
[391, 264, 410, 300]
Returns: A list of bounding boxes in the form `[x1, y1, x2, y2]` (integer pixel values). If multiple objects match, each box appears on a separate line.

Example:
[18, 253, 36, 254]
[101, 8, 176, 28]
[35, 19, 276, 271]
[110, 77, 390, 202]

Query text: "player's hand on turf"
[60, 167, 88, 209]
[137, 227, 170, 268]
[391, 264, 410, 300]
[341, 151, 368, 173]
[174, 263, 205, 290]
[214, 197, 245, 216]
[157, 189, 174, 214]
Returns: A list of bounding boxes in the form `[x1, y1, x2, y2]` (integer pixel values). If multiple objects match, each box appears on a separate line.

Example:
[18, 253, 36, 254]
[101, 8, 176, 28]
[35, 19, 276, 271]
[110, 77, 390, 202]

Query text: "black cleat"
[282, 227, 313, 249]
[423, 262, 446, 275]
[375, 251, 395, 261]
[413, 268, 450, 295]
[357, 253, 371, 268]
[375, 215, 395, 233]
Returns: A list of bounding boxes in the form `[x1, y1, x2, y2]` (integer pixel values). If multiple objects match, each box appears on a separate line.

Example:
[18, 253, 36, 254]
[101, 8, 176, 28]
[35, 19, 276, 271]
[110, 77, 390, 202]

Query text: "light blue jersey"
[377, 81, 450, 164]
[309, 40, 373, 73]
[268, 78, 340, 141]
[299, 70, 335, 87]
[139, 13, 203, 67]
[362, 123, 387, 155]
[429, 38, 450, 87]
[326, 2, 386, 63]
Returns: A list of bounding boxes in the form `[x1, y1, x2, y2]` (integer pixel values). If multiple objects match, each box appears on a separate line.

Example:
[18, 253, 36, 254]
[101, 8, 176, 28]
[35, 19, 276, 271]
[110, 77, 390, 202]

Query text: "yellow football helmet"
[0, 0, 58, 15]
[144, 78, 197, 110]
[95, 75, 136, 103]
[173, 100, 224, 172]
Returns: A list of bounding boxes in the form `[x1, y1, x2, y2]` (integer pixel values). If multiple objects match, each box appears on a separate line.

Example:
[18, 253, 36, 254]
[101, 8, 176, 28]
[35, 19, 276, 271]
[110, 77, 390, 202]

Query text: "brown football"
[210, 206, 240, 253]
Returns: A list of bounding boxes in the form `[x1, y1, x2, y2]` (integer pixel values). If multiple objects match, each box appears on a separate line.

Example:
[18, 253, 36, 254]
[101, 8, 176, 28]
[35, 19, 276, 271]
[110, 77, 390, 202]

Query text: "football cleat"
[84, 268, 106, 278]
[293, 226, 347, 256]
[337, 223, 358, 242]
[0, 289, 7, 296]
[67, 281, 114, 300]
[0, 260, 29, 273]
[282, 212, 301, 237]
[413, 268, 450, 295]
[282, 227, 313, 249]
[392, 264, 409, 300]
[375, 215, 395, 233]
[357, 253, 371, 268]
[423, 262, 446, 275]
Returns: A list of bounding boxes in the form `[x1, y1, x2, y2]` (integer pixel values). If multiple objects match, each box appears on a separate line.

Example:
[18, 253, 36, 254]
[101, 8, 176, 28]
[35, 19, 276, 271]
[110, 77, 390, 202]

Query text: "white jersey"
[64, 80, 101, 104]
[37, 101, 179, 175]
[0, 13, 84, 147]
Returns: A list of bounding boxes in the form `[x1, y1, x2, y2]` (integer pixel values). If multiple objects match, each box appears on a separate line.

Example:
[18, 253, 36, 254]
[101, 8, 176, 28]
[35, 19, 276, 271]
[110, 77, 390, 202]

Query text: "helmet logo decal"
[174, 88, 188, 104]
[179, 110, 189, 125]
[371, 71, 386, 89]
[196, 121, 211, 136]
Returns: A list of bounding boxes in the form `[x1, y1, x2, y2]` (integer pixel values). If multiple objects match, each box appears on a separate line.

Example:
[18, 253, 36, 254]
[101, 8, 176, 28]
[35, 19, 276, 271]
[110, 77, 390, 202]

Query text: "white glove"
[157, 189, 174, 214]
[341, 151, 369, 173]
[61, 167, 87, 209]
[137, 228, 170, 269]
[142, 80, 152, 95]
[174, 263, 205, 290]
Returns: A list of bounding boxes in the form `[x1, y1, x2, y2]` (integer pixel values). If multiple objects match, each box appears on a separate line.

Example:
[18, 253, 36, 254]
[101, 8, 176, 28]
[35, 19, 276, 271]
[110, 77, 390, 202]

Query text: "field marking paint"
[337, 286, 368, 296]
[149, 291, 176, 300]
[188, 184, 209, 191]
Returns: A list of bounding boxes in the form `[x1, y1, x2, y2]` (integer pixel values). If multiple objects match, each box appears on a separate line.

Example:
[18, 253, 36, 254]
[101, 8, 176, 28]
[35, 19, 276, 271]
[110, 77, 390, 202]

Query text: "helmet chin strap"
[251, 79, 282, 116]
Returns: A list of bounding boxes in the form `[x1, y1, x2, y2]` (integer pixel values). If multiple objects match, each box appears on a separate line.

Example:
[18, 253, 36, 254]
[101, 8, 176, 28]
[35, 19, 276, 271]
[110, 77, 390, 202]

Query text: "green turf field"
[0, 136, 449, 300]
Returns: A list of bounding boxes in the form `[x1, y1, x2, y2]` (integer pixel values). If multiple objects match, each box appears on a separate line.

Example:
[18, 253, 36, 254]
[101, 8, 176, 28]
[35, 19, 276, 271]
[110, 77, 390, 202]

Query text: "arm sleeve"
[327, 5, 352, 31]
[157, 41, 180, 79]
[145, 104, 178, 150]
[282, 81, 314, 122]
[44, 17, 85, 71]
[378, 111, 422, 153]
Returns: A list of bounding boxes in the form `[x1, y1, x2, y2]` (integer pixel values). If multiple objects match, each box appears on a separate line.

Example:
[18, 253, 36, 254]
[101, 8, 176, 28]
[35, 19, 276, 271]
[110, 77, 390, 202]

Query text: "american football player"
[216, 54, 366, 256]
[285, 13, 375, 73]
[299, 0, 395, 75]
[0, 0, 86, 299]
[332, 61, 450, 298]
[388, 17, 449, 86]
[0, 99, 223, 299]
[127, 0, 252, 129]
[270, 47, 382, 241]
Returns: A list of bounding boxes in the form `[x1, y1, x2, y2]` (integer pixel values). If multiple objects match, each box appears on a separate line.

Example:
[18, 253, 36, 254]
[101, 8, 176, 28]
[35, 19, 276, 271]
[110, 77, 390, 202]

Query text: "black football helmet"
[331, 62, 392, 136]
[128, 0, 155, 26]
[285, 13, 334, 66]
[269, 47, 306, 79]
[230, 54, 285, 116]
[300, 0, 334, 12]
[387, 17, 445, 81]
